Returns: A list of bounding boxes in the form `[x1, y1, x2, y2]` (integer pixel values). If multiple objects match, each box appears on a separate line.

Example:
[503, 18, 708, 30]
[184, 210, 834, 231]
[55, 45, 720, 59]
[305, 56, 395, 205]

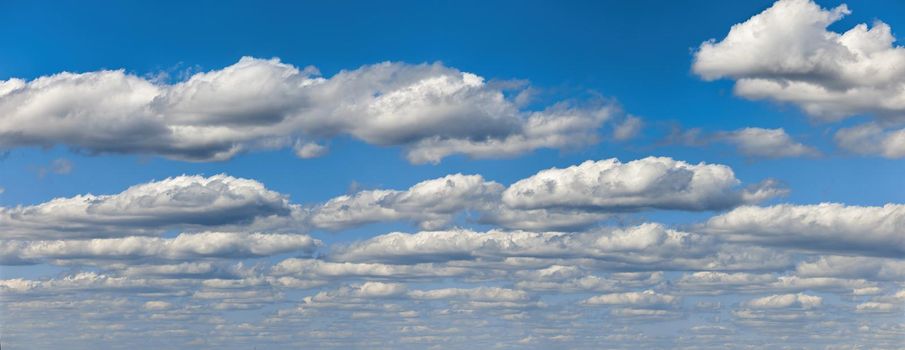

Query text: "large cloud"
[693, 0, 905, 122]
[0, 174, 293, 239]
[501, 157, 783, 212]
[702, 203, 905, 256]
[0, 57, 622, 163]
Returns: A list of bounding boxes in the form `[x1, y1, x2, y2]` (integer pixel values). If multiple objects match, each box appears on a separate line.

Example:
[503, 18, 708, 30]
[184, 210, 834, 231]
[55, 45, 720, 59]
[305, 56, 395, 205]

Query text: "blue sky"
[2, 0, 905, 349]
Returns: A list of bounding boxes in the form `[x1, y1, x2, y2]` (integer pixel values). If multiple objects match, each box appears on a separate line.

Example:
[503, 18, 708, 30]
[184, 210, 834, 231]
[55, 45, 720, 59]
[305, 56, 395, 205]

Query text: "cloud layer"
[0, 57, 624, 163]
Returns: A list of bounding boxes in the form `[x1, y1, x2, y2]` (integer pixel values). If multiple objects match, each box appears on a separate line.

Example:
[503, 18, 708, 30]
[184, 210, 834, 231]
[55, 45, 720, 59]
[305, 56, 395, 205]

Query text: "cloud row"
[1, 156, 782, 240]
[0, 57, 628, 163]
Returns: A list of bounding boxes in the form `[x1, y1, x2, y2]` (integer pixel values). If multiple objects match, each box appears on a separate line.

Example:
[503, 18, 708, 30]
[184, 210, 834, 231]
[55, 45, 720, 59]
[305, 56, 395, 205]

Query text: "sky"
[1, 0, 904, 348]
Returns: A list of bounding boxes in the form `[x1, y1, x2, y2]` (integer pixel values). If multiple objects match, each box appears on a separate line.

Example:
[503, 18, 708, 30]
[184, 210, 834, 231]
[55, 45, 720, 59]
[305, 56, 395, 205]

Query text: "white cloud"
[0, 174, 292, 239]
[408, 287, 529, 302]
[502, 156, 783, 212]
[612, 115, 643, 141]
[675, 271, 877, 295]
[581, 290, 678, 308]
[0, 232, 320, 265]
[693, 0, 905, 121]
[718, 128, 819, 158]
[310, 174, 502, 231]
[834, 123, 905, 158]
[310, 156, 776, 232]
[702, 203, 905, 256]
[0, 57, 620, 163]
[795, 256, 905, 281]
[329, 223, 714, 266]
[270, 259, 472, 279]
[743, 293, 822, 309]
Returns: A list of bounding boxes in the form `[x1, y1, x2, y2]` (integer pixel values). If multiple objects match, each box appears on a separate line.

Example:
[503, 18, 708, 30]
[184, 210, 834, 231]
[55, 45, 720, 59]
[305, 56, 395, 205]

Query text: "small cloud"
[37, 158, 74, 178]
[612, 115, 643, 141]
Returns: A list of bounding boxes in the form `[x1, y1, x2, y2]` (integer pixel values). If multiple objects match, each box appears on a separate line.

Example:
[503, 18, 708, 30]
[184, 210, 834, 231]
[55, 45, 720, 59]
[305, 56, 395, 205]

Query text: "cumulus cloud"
[717, 128, 819, 158]
[501, 156, 784, 212]
[693, 0, 905, 121]
[0, 232, 320, 265]
[0, 174, 293, 239]
[310, 174, 502, 231]
[310, 156, 777, 232]
[702, 203, 905, 256]
[0, 57, 621, 163]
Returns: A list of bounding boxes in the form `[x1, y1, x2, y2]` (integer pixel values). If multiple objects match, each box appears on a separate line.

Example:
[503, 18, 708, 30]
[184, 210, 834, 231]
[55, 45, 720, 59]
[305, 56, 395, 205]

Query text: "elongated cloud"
[694, 0, 905, 121]
[310, 174, 503, 230]
[0, 57, 621, 163]
[0, 174, 292, 239]
[703, 203, 905, 256]
[329, 224, 714, 265]
[502, 157, 783, 212]
[718, 128, 819, 158]
[0, 232, 320, 265]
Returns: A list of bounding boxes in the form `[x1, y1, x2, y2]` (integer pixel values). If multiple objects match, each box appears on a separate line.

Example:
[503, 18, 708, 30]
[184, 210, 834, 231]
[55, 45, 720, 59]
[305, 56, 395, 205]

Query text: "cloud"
[743, 293, 822, 309]
[0, 57, 621, 163]
[717, 128, 819, 158]
[329, 224, 717, 267]
[270, 259, 473, 279]
[0, 232, 320, 265]
[834, 123, 905, 158]
[408, 287, 529, 302]
[310, 174, 503, 231]
[501, 156, 784, 212]
[2, 156, 776, 240]
[310, 156, 778, 232]
[693, 0, 905, 121]
[612, 115, 643, 141]
[0, 174, 293, 239]
[581, 290, 678, 308]
[702, 203, 905, 256]
[795, 255, 905, 281]
[675, 271, 877, 295]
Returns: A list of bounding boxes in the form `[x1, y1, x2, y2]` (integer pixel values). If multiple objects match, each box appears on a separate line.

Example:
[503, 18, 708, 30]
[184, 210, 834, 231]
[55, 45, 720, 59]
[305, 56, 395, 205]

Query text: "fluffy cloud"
[310, 174, 502, 231]
[0, 57, 622, 163]
[0, 174, 292, 239]
[310, 156, 777, 232]
[502, 157, 783, 212]
[717, 128, 819, 158]
[0, 232, 320, 265]
[702, 203, 905, 256]
[693, 0, 905, 121]
[3, 156, 774, 241]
